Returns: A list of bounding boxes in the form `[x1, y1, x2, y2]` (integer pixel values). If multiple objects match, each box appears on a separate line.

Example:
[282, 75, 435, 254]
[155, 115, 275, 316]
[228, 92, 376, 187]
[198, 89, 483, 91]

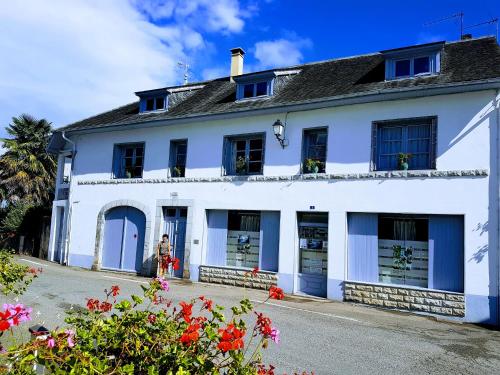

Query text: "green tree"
[0, 114, 56, 205]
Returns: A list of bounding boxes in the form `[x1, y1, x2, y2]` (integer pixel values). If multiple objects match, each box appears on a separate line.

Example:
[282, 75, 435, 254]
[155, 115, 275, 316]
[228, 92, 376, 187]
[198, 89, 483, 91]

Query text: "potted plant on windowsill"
[398, 153, 412, 170]
[173, 166, 183, 177]
[235, 156, 247, 175]
[305, 158, 320, 174]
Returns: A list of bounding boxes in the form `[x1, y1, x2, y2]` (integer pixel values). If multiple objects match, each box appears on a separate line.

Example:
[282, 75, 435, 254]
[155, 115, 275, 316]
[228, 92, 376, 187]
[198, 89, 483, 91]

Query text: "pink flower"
[47, 337, 55, 348]
[3, 303, 32, 326]
[65, 329, 75, 348]
[270, 327, 280, 344]
[155, 277, 169, 291]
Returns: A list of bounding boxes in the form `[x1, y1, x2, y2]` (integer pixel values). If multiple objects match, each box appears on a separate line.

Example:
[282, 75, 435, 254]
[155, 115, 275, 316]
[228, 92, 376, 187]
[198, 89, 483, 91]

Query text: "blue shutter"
[348, 213, 379, 282]
[168, 141, 176, 176]
[112, 145, 122, 178]
[377, 126, 403, 171]
[206, 210, 228, 266]
[407, 123, 431, 169]
[428, 215, 464, 292]
[259, 211, 280, 272]
[222, 138, 236, 176]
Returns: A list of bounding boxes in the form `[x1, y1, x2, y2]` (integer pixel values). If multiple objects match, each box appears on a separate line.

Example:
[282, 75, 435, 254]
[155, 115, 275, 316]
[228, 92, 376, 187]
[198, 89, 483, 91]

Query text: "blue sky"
[0, 0, 498, 150]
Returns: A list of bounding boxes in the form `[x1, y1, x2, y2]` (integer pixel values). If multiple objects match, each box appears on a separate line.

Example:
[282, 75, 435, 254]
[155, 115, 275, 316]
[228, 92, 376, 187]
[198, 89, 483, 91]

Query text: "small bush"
[1, 275, 301, 374]
[0, 250, 40, 296]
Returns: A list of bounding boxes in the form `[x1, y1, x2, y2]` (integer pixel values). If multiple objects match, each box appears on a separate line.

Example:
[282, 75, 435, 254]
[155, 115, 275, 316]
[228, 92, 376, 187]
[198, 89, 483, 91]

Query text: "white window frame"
[386, 52, 440, 80]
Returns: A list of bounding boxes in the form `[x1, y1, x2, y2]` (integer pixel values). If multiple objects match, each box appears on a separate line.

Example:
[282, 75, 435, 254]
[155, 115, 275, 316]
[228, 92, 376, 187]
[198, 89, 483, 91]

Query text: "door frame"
[154, 199, 194, 279]
[163, 207, 188, 278]
[93, 200, 151, 274]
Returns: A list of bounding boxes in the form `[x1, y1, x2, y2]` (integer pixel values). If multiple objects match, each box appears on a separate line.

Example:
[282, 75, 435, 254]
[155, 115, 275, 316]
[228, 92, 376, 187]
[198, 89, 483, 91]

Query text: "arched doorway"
[102, 206, 146, 273]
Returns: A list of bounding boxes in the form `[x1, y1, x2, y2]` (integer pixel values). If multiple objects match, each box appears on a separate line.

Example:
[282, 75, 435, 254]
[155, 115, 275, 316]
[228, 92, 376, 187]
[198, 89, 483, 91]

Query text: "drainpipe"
[61, 131, 76, 266]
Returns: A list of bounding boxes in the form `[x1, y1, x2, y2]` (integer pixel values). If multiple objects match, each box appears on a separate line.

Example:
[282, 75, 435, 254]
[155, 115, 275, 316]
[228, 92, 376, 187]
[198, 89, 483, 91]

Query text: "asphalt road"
[2, 257, 500, 375]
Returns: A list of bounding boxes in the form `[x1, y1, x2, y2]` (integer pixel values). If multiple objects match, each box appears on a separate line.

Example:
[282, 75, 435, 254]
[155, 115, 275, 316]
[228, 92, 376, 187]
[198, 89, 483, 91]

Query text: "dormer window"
[234, 71, 276, 101]
[383, 42, 443, 80]
[142, 95, 166, 112]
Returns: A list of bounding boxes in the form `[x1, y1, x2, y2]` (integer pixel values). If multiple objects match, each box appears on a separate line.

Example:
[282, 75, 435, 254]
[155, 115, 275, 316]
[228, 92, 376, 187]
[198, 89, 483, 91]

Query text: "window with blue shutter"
[373, 117, 436, 171]
[222, 133, 265, 176]
[112, 143, 145, 178]
[169, 139, 187, 177]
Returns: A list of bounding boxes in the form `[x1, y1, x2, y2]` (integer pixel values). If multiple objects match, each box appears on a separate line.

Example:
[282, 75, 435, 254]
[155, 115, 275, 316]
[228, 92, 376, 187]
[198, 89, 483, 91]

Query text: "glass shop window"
[226, 211, 261, 269]
[298, 212, 328, 275]
[378, 216, 429, 288]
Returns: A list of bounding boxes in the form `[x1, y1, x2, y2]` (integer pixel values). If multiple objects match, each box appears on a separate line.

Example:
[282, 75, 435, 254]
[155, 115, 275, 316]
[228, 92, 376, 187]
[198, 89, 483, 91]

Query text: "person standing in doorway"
[156, 234, 171, 277]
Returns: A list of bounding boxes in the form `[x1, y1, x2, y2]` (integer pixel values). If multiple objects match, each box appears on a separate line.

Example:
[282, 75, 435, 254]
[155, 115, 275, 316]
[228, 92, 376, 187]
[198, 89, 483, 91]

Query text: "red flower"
[180, 323, 201, 346]
[0, 310, 11, 331]
[179, 301, 193, 323]
[199, 296, 213, 311]
[269, 286, 284, 300]
[257, 364, 276, 375]
[255, 312, 273, 336]
[86, 298, 100, 311]
[110, 285, 120, 297]
[217, 324, 245, 352]
[148, 314, 156, 324]
[99, 301, 113, 312]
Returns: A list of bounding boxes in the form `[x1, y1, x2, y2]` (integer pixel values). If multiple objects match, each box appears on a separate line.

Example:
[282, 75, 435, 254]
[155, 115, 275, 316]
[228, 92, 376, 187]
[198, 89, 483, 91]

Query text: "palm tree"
[0, 114, 56, 205]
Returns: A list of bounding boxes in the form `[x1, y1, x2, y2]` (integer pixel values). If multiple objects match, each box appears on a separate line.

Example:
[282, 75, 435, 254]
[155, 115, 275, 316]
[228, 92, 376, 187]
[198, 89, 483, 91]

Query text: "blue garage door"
[102, 206, 146, 273]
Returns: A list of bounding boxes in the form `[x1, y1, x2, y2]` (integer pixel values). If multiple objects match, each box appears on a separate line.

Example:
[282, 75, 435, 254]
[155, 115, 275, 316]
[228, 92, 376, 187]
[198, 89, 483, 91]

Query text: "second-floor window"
[302, 128, 327, 173]
[169, 139, 187, 177]
[113, 143, 145, 178]
[372, 117, 436, 171]
[223, 134, 265, 176]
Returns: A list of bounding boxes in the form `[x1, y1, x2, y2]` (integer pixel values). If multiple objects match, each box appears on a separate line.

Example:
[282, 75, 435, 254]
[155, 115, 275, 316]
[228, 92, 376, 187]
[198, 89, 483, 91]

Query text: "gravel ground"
[2, 256, 500, 375]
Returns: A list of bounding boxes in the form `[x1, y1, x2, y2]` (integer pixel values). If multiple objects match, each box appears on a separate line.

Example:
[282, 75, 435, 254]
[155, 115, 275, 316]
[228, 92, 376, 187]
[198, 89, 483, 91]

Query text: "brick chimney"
[230, 47, 245, 82]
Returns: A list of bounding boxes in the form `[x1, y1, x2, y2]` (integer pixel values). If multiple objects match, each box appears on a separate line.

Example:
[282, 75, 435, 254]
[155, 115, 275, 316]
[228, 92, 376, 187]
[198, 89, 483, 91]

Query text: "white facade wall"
[49, 90, 500, 324]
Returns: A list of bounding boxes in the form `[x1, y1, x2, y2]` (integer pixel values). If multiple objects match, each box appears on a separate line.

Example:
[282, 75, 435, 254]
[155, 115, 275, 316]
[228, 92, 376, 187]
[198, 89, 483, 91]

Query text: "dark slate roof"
[59, 37, 500, 133]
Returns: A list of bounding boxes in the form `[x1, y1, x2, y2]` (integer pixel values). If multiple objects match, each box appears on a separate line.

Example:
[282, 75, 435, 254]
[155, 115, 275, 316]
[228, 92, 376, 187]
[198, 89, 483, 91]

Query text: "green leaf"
[132, 295, 144, 305]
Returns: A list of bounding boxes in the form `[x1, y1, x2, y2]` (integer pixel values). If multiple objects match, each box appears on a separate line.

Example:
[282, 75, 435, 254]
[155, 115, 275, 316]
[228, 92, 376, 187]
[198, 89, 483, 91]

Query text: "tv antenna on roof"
[424, 12, 464, 39]
[464, 17, 499, 41]
[177, 61, 190, 85]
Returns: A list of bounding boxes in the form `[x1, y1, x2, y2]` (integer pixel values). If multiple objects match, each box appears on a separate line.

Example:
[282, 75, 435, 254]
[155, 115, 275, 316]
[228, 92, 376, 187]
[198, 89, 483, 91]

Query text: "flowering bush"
[0, 250, 40, 296]
[1, 275, 294, 374]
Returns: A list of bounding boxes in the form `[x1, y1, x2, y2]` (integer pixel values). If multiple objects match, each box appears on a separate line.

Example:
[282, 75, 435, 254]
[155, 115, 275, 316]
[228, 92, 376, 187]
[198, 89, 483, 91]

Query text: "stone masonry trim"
[344, 281, 465, 317]
[78, 169, 488, 185]
[199, 265, 278, 290]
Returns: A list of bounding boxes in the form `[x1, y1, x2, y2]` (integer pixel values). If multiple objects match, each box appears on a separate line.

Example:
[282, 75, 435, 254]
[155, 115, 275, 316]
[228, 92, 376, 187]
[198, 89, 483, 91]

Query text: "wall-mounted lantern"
[272, 119, 288, 148]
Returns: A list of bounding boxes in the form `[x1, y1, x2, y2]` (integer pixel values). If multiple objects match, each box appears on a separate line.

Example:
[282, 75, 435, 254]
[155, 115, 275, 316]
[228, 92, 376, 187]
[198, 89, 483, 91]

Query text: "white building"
[47, 37, 500, 325]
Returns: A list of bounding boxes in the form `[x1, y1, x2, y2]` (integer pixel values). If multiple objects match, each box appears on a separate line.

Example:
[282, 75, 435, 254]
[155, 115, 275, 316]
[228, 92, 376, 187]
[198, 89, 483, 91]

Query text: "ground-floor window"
[227, 211, 260, 268]
[206, 210, 280, 272]
[378, 215, 429, 288]
[348, 213, 464, 292]
[298, 212, 328, 275]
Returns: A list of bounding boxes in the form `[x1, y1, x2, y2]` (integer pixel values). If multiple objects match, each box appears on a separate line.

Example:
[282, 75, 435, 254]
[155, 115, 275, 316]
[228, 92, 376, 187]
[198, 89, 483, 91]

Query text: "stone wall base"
[199, 266, 278, 290]
[344, 281, 465, 317]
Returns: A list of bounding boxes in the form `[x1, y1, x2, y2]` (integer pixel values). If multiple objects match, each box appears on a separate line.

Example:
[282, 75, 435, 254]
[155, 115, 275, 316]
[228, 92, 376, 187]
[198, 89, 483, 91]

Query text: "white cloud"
[253, 36, 312, 70]
[137, 0, 251, 34]
[0, 0, 250, 132]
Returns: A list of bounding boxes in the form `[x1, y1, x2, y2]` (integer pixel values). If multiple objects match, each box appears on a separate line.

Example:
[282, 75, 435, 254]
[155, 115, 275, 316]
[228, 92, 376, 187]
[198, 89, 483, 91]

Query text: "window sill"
[80, 169, 488, 185]
[385, 72, 438, 82]
[235, 95, 271, 103]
